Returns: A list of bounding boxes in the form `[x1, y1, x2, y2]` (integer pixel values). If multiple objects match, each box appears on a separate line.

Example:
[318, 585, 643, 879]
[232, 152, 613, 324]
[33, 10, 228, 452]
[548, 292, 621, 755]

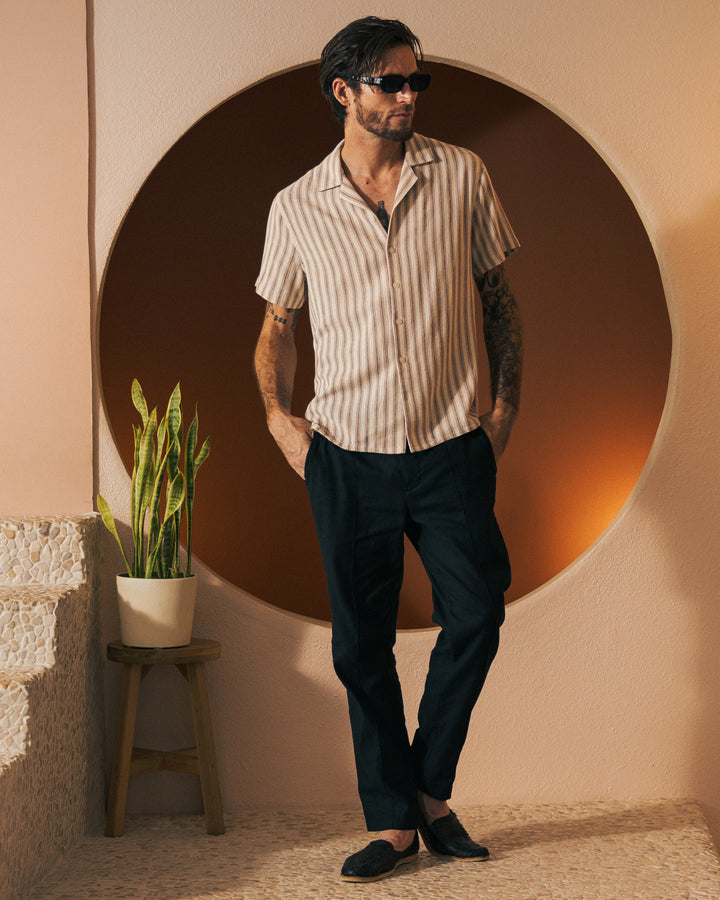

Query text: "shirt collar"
[317, 132, 437, 193]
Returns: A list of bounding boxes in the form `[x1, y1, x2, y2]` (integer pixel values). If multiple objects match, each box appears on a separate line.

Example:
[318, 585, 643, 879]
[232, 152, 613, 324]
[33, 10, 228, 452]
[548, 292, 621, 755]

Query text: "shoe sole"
[340, 852, 418, 883]
[423, 844, 490, 861]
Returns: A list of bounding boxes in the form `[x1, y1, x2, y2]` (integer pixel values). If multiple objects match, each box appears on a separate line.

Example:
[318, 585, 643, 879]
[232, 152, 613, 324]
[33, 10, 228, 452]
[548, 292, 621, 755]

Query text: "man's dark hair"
[319, 17, 424, 123]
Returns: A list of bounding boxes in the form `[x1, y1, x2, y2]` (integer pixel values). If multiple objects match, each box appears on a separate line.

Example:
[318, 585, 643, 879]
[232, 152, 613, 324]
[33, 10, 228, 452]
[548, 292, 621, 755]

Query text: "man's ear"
[332, 76, 354, 112]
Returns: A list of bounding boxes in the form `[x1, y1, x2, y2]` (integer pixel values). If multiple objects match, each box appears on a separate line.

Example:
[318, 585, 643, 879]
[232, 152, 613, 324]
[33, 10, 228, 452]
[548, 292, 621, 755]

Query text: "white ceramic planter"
[116, 574, 197, 648]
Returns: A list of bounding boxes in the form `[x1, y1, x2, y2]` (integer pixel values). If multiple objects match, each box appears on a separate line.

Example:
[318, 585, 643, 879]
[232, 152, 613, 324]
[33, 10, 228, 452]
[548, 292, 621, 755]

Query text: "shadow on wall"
[98, 62, 671, 628]
[658, 197, 720, 846]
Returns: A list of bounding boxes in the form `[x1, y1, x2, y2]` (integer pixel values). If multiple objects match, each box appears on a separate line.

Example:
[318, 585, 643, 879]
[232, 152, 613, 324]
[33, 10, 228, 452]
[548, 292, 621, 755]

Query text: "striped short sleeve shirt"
[255, 132, 519, 454]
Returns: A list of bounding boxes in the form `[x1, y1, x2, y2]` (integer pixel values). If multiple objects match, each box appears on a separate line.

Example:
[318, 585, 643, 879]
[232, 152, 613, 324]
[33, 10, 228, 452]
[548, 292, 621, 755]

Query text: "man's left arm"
[476, 263, 524, 460]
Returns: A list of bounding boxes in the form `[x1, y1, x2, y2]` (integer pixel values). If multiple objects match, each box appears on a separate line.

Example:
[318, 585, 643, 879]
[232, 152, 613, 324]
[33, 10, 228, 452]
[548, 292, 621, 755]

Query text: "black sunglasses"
[353, 73, 431, 94]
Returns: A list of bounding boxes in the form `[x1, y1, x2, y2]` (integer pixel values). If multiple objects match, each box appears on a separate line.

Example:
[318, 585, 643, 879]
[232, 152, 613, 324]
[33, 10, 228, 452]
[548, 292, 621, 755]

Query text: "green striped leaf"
[193, 435, 211, 475]
[96, 494, 131, 575]
[131, 378, 149, 427]
[131, 407, 157, 575]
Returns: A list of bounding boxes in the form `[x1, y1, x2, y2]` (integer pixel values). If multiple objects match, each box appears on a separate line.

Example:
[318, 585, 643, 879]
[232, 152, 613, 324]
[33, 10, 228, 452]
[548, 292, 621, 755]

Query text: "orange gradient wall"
[98, 63, 670, 627]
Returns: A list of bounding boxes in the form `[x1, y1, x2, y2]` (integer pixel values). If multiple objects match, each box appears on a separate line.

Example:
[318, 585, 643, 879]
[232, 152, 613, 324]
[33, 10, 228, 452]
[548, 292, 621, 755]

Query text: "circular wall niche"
[99, 62, 671, 628]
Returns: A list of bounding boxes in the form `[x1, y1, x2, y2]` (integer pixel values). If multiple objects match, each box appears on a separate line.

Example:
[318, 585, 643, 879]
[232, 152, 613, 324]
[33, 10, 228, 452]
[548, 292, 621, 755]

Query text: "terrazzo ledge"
[0, 515, 104, 900]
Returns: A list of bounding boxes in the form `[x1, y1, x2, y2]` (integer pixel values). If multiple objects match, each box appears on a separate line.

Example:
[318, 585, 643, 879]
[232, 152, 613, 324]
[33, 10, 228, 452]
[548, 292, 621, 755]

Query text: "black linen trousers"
[305, 426, 510, 831]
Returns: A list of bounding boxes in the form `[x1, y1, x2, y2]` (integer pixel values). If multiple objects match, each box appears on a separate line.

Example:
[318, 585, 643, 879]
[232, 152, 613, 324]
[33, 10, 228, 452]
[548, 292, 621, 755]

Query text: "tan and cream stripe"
[255, 133, 519, 454]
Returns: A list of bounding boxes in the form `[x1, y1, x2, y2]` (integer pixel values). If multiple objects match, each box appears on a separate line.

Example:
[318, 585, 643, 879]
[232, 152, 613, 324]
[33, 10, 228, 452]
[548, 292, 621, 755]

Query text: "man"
[254, 16, 523, 883]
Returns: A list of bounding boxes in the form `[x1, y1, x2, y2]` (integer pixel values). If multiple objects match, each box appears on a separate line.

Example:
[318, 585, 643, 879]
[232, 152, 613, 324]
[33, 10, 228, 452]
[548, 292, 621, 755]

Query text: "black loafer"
[418, 810, 490, 860]
[340, 832, 419, 882]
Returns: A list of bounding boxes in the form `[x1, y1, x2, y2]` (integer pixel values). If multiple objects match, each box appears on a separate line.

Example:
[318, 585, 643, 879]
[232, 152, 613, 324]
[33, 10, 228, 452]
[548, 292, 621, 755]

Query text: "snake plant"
[97, 379, 210, 578]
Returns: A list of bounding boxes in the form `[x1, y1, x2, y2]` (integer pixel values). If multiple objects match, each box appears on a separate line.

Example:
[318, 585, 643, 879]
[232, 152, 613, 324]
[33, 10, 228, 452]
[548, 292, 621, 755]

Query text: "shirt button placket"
[393, 283, 408, 364]
[388, 249, 410, 449]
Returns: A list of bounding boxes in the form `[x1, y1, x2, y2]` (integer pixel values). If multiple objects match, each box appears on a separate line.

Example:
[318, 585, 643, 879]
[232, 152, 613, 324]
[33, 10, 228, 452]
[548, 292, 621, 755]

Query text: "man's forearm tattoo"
[265, 302, 301, 332]
[478, 265, 524, 411]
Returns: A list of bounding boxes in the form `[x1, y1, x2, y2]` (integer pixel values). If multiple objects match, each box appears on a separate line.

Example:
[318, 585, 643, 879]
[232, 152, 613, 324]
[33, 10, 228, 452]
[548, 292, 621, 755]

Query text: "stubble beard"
[356, 105, 415, 142]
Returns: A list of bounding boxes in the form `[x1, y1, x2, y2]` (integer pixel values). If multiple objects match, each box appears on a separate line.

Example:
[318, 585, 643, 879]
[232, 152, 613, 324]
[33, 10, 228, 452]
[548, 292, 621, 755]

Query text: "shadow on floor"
[30, 801, 720, 900]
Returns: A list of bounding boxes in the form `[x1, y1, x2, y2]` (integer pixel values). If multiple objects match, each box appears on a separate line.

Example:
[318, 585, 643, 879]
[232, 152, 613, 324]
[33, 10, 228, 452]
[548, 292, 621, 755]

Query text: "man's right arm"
[254, 301, 313, 479]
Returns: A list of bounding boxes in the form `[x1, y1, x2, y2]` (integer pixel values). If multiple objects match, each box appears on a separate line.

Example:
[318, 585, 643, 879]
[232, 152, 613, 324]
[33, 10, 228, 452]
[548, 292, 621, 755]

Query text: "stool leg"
[186, 662, 225, 835]
[105, 662, 143, 837]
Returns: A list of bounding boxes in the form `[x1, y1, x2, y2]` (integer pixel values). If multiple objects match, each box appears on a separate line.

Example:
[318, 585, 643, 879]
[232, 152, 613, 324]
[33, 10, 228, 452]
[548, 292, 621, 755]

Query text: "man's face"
[347, 44, 420, 142]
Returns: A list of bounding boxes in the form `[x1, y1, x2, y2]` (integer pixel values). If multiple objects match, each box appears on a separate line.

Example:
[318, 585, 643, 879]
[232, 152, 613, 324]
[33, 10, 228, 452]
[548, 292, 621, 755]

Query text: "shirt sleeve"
[255, 194, 307, 309]
[471, 160, 520, 278]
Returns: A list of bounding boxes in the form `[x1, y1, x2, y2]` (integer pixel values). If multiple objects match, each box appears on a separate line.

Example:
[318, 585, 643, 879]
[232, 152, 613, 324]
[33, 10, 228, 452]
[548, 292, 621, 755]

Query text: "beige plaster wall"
[0, 0, 92, 515]
[92, 0, 720, 843]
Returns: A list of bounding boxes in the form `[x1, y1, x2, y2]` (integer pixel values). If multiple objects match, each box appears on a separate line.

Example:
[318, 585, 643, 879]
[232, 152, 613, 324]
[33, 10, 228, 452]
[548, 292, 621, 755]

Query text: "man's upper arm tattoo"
[478, 265, 524, 411]
[265, 302, 302, 332]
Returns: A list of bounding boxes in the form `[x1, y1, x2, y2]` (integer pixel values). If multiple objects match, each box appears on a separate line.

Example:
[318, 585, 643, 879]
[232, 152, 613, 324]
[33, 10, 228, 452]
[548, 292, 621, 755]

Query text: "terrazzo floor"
[29, 800, 720, 900]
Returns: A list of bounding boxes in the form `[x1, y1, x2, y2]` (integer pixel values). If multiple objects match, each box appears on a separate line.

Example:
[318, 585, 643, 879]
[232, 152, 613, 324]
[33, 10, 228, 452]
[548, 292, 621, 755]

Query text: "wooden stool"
[105, 638, 224, 837]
